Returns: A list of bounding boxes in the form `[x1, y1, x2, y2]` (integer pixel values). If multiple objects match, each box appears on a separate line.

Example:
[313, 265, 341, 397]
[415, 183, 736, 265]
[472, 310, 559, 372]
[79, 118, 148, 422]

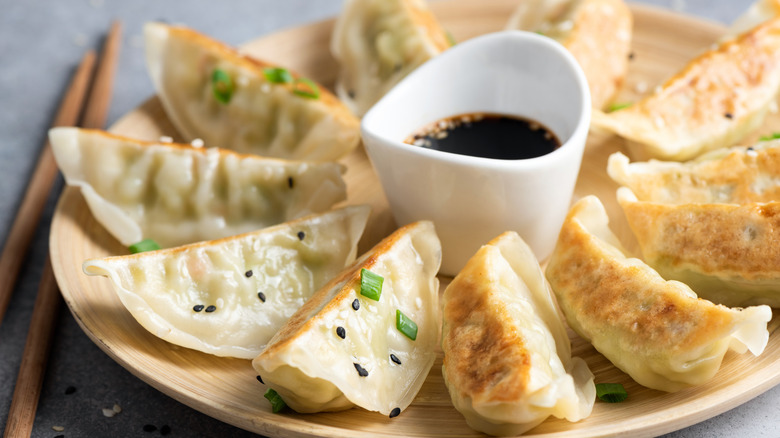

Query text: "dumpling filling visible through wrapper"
[83, 205, 370, 359]
[252, 221, 441, 416]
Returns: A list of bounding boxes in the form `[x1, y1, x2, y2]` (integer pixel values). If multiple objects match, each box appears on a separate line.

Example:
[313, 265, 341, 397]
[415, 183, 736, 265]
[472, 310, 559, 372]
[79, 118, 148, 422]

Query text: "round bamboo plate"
[49, 1, 780, 437]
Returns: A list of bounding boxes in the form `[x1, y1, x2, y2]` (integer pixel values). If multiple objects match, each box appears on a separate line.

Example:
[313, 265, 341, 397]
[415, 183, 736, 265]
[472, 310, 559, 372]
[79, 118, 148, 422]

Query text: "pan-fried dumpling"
[727, 0, 780, 39]
[591, 15, 780, 161]
[330, 0, 451, 116]
[545, 196, 771, 392]
[442, 232, 594, 436]
[82, 205, 370, 359]
[506, 0, 632, 110]
[607, 140, 780, 204]
[252, 221, 441, 416]
[618, 187, 780, 307]
[50, 127, 347, 248]
[145, 22, 360, 161]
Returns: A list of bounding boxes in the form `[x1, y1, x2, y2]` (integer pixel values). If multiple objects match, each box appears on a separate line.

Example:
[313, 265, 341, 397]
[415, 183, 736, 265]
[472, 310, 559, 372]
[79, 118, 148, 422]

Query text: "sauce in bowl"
[404, 112, 560, 160]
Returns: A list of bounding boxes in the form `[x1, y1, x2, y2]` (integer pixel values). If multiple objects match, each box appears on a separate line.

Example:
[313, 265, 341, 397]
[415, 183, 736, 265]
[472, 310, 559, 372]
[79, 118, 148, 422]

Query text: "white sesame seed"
[113, 403, 122, 413]
[261, 83, 271, 93]
[747, 149, 759, 157]
[52, 426, 65, 432]
[191, 138, 205, 148]
[634, 81, 648, 94]
[102, 408, 117, 417]
[237, 76, 249, 87]
[159, 136, 173, 143]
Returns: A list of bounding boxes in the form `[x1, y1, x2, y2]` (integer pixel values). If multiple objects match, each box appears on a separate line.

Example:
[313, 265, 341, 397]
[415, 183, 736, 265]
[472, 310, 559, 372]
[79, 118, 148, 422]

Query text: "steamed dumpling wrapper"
[506, 0, 632, 110]
[591, 15, 780, 161]
[50, 127, 347, 248]
[545, 196, 771, 392]
[442, 232, 594, 436]
[252, 221, 441, 416]
[145, 22, 360, 161]
[330, 0, 451, 116]
[607, 140, 780, 204]
[618, 187, 780, 307]
[83, 205, 370, 359]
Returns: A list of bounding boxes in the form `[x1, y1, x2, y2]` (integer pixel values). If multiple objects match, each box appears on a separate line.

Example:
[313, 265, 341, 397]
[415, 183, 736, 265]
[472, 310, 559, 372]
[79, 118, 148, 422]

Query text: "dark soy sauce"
[404, 113, 561, 160]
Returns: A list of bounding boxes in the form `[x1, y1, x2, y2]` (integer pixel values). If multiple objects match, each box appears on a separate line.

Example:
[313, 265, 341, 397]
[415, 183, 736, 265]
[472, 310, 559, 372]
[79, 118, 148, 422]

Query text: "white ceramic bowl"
[361, 30, 591, 276]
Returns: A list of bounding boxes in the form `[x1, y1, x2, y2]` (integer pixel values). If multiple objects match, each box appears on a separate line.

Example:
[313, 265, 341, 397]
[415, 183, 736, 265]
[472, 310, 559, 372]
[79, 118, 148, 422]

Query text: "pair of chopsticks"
[2, 21, 122, 438]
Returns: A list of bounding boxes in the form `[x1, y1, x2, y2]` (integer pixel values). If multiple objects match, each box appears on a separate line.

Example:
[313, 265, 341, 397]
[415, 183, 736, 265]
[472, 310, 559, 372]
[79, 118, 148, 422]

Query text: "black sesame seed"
[748, 146, 755, 152]
[257, 292, 266, 302]
[628, 52, 635, 60]
[351, 299, 360, 311]
[160, 425, 172, 436]
[389, 407, 401, 418]
[724, 112, 734, 119]
[336, 326, 346, 339]
[245, 270, 253, 278]
[193, 304, 204, 312]
[354, 363, 369, 377]
[288, 176, 294, 188]
[297, 231, 305, 240]
[256, 375, 264, 384]
[390, 354, 401, 365]
[347, 90, 356, 99]
[205, 305, 217, 313]
[64, 386, 77, 395]
[143, 424, 157, 432]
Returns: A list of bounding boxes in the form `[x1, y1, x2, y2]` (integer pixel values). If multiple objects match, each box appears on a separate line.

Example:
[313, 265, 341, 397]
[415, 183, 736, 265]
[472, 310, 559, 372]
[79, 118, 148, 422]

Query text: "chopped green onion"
[396, 309, 418, 341]
[607, 102, 632, 112]
[264, 388, 287, 413]
[263, 67, 293, 84]
[211, 68, 234, 104]
[595, 383, 628, 403]
[760, 132, 780, 141]
[129, 239, 161, 254]
[360, 268, 383, 301]
[446, 30, 457, 46]
[292, 77, 320, 99]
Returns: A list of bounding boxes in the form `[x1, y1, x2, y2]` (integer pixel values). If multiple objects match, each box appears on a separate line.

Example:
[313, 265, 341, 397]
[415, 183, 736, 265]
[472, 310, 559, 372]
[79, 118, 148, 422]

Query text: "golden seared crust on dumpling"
[545, 196, 771, 392]
[145, 22, 360, 161]
[607, 141, 780, 203]
[507, 0, 632, 110]
[444, 270, 533, 402]
[617, 187, 780, 307]
[330, 0, 451, 116]
[442, 232, 594, 436]
[592, 15, 780, 161]
[253, 221, 441, 416]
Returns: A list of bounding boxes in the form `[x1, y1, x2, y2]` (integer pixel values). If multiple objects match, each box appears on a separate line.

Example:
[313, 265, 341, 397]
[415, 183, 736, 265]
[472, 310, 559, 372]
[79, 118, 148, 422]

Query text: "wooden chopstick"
[3, 21, 122, 438]
[0, 51, 96, 327]
[0, 50, 96, 438]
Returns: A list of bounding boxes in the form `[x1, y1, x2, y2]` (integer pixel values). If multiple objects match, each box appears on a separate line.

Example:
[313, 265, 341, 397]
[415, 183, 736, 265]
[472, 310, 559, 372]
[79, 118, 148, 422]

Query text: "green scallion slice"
[607, 102, 632, 112]
[445, 30, 457, 46]
[292, 77, 320, 99]
[211, 68, 234, 104]
[128, 239, 161, 254]
[360, 268, 383, 301]
[760, 132, 780, 141]
[595, 383, 628, 403]
[396, 309, 418, 341]
[264, 388, 287, 413]
[263, 67, 293, 84]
